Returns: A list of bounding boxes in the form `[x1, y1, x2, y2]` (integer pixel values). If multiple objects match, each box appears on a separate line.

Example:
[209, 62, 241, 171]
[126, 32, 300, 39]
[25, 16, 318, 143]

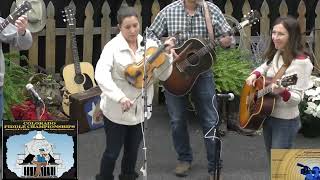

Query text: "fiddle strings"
[131, 58, 173, 103]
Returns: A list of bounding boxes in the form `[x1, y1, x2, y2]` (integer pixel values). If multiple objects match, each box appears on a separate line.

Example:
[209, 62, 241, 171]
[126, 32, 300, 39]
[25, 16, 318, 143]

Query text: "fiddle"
[124, 35, 178, 88]
[125, 46, 168, 88]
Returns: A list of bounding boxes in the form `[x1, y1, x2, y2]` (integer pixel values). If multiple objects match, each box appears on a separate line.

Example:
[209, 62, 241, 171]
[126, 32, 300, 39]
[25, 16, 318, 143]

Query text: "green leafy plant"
[213, 47, 253, 95]
[3, 53, 33, 120]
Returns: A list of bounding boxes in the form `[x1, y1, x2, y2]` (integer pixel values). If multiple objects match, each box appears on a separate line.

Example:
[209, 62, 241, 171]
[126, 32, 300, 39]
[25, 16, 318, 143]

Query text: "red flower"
[11, 100, 51, 120]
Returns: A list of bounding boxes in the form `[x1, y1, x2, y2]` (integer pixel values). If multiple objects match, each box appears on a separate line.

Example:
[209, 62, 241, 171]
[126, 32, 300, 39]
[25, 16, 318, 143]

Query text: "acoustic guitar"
[163, 10, 260, 96]
[62, 6, 96, 116]
[0, 1, 32, 33]
[239, 74, 298, 130]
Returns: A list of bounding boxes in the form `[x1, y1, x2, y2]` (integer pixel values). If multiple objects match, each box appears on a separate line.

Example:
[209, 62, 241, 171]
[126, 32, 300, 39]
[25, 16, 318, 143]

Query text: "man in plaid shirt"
[147, 0, 233, 179]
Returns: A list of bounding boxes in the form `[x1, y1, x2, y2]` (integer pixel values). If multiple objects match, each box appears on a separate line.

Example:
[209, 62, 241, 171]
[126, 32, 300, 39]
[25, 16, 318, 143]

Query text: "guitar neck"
[257, 84, 273, 98]
[205, 25, 238, 51]
[0, 15, 18, 33]
[70, 30, 82, 75]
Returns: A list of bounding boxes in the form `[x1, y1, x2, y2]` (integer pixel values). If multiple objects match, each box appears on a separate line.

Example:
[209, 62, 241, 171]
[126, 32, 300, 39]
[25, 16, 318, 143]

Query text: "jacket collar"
[117, 32, 144, 52]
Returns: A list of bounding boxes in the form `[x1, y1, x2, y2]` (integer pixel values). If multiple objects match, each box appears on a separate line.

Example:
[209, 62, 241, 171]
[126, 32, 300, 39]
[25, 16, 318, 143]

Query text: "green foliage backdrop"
[213, 48, 253, 95]
[3, 54, 33, 120]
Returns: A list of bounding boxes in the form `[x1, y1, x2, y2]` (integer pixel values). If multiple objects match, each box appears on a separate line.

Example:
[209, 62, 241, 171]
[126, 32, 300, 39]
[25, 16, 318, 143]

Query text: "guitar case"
[69, 86, 104, 133]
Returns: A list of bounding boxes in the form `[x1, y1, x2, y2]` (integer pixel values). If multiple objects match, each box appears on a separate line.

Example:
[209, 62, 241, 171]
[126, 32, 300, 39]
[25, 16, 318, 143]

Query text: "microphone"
[140, 27, 148, 47]
[217, 92, 234, 101]
[26, 83, 42, 101]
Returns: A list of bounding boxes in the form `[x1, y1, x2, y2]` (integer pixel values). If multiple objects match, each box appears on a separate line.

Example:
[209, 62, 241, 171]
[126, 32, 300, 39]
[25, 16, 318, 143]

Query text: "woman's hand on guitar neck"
[246, 74, 257, 86]
[271, 83, 286, 96]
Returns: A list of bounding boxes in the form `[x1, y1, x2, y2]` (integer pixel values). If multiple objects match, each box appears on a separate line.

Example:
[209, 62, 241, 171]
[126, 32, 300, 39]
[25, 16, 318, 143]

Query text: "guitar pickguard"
[83, 73, 94, 90]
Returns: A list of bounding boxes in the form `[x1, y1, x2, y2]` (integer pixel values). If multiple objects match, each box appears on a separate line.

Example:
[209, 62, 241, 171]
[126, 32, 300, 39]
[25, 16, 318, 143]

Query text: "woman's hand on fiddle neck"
[164, 37, 176, 54]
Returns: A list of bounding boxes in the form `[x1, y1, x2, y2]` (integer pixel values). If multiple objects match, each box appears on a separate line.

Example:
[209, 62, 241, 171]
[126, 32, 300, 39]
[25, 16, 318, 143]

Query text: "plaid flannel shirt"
[147, 0, 231, 46]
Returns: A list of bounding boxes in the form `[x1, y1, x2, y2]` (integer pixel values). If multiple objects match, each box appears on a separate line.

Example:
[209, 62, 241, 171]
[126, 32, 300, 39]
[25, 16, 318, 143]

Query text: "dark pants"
[96, 118, 143, 180]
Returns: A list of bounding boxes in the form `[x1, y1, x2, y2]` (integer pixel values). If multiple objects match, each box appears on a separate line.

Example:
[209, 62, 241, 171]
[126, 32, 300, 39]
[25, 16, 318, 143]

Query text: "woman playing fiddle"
[94, 6, 175, 180]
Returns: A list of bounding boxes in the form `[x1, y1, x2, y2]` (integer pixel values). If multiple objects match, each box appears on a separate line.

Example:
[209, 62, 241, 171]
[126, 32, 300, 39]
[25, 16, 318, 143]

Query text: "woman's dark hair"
[117, 6, 138, 26]
[263, 16, 305, 65]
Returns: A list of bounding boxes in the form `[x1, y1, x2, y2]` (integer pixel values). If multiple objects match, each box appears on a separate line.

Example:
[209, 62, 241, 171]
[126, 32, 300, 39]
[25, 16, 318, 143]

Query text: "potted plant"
[299, 75, 320, 138]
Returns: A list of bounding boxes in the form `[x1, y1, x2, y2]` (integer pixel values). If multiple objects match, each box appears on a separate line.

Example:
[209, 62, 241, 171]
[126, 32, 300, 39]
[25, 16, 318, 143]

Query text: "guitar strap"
[202, 0, 215, 42]
[271, 64, 288, 84]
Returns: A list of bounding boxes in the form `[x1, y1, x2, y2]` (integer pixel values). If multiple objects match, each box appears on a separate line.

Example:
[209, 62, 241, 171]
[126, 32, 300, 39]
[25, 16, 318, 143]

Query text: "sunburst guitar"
[239, 74, 298, 130]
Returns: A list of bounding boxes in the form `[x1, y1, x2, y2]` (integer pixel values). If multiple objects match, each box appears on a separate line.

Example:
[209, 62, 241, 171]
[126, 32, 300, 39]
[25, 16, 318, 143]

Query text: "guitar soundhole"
[186, 53, 200, 66]
[74, 74, 85, 84]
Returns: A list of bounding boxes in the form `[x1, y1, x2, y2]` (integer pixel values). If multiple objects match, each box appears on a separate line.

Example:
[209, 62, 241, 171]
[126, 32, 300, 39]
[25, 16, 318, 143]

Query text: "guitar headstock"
[12, 1, 32, 19]
[280, 74, 298, 87]
[239, 10, 261, 29]
[62, 6, 76, 30]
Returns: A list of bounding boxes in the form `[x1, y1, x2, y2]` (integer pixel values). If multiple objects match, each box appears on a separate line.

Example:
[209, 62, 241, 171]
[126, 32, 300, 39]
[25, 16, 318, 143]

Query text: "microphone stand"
[32, 95, 42, 120]
[140, 26, 149, 180]
[211, 128, 222, 180]
[211, 94, 234, 180]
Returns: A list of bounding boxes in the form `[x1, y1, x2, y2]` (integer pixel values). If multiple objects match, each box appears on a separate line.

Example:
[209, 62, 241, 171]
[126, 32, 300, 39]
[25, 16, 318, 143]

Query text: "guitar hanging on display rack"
[62, 6, 96, 116]
[163, 10, 260, 96]
[0, 1, 32, 33]
[239, 74, 298, 131]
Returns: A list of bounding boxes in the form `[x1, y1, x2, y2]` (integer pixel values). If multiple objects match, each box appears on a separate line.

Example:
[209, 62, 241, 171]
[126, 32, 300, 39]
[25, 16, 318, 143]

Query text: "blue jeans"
[263, 116, 301, 159]
[0, 86, 3, 124]
[164, 71, 219, 173]
[96, 117, 143, 180]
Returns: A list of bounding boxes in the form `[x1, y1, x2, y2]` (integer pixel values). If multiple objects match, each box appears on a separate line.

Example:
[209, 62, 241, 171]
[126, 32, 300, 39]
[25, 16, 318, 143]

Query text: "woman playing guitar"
[244, 16, 313, 160]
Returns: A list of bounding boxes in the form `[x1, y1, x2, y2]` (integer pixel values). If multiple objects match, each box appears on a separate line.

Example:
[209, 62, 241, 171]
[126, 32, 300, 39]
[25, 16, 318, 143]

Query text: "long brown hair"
[263, 16, 305, 65]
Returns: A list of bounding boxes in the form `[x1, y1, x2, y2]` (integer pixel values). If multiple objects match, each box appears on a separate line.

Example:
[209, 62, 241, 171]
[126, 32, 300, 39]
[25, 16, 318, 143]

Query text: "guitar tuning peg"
[63, 19, 66, 22]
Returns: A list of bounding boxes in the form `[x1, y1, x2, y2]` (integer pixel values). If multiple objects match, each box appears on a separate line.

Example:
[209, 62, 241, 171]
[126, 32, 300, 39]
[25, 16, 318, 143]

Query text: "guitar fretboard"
[70, 29, 82, 75]
[257, 85, 273, 98]
[0, 15, 18, 33]
[0, 1, 32, 33]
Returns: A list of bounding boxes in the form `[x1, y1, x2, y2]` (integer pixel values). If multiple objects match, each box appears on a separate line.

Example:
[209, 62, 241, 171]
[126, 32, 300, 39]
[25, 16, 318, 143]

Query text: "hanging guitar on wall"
[62, 6, 96, 116]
